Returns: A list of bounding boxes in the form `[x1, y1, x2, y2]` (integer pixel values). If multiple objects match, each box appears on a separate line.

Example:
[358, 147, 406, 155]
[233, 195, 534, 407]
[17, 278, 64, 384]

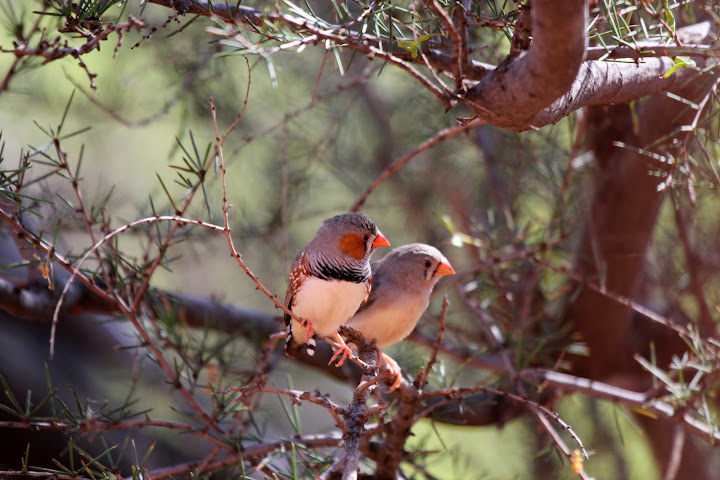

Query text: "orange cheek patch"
[339, 233, 366, 260]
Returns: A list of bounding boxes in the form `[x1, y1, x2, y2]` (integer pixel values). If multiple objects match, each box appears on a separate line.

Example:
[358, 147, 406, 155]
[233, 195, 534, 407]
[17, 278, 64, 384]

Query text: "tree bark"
[563, 64, 719, 480]
[466, 0, 587, 128]
[143, 0, 717, 132]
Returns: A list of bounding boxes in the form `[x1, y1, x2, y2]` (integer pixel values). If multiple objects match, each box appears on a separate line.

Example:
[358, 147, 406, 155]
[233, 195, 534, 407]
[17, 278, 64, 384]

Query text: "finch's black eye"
[363, 234, 370, 242]
[424, 260, 432, 269]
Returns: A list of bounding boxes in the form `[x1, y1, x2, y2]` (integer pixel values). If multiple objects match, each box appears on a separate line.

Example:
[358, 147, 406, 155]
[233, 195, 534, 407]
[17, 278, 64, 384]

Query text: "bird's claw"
[381, 352, 403, 392]
[329, 345, 353, 367]
[329, 332, 355, 367]
[299, 318, 314, 344]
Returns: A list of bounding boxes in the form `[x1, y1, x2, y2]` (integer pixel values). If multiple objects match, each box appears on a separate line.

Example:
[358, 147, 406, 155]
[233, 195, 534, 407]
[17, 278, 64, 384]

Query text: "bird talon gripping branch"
[328, 345, 353, 367]
[299, 318, 314, 344]
[382, 353, 403, 392]
[328, 332, 355, 367]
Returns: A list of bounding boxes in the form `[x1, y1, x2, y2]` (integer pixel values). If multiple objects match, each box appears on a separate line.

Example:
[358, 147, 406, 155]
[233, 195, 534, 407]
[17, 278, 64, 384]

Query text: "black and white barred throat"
[309, 252, 371, 283]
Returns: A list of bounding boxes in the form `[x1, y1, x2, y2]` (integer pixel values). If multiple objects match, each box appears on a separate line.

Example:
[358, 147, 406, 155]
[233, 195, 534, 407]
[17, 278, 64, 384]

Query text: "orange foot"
[380, 352, 403, 392]
[329, 331, 355, 367]
[299, 317, 314, 344]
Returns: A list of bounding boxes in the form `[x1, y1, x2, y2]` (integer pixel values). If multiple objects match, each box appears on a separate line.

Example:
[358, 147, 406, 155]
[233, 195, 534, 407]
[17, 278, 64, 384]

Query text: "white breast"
[291, 276, 369, 343]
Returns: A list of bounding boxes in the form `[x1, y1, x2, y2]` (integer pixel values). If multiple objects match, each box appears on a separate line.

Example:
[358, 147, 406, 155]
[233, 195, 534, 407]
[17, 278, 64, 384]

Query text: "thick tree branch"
[564, 66, 719, 381]
[507, 57, 707, 131]
[141, 0, 720, 132]
[464, 0, 587, 128]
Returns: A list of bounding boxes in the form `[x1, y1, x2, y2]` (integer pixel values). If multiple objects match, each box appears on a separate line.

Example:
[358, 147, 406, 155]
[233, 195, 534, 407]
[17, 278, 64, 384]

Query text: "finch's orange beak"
[435, 260, 455, 277]
[372, 231, 391, 249]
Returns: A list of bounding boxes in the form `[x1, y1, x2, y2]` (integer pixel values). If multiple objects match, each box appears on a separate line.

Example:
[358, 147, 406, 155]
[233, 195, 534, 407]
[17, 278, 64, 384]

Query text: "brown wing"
[284, 251, 310, 326]
[284, 251, 313, 357]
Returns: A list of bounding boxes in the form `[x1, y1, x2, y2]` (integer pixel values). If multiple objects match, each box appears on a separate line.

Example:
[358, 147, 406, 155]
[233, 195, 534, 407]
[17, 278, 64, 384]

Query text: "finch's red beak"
[372, 231, 391, 249]
[435, 260, 455, 277]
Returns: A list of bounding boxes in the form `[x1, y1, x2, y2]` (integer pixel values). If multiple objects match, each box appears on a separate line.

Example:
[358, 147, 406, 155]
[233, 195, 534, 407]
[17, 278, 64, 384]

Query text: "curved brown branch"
[464, 0, 587, 128]
[507, 57, 707, 131]
[144, 0, 718, 133]
[585, 44, 720, 61]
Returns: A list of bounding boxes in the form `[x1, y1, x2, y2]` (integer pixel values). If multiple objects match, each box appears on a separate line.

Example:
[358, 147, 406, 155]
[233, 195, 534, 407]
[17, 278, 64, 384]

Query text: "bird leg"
[379, 351, 403, 392]
[299, 317, 314, 344]
[329, 331, 355, 367]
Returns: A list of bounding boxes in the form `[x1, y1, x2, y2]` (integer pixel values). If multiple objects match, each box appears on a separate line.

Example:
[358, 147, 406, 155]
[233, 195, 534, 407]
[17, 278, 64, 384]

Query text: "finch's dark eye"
[363, 234, 370, 242]
[424, 260, 432, 269]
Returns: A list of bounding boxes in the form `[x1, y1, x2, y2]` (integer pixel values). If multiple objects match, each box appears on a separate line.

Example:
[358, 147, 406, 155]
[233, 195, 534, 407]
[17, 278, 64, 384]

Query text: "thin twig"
[0, 3, 47, 94]
[424, 0, 462, 90]
[663, 426, 685, 480]
[351, 117, 484, 212]
[455, 2, 470, 86]
[50, 136, 116, 356]
[415, 295, 448, 389]
[134, 434, 343, 480]
[229, 65, 380, 159]
[533, 410, 593, 480]
[3, 16, 147, 88]
[210, 98, 371, 371]
[224, 384, 346, 430]
[538, 258, 688, 337]
[51, 216, 224, 322]
[220, 57, 253, 146]
[421, 386, 588, 460]
[212, 98, 302, 319]
[44, 214, 227, 435]
[521, 369, 720, 443]
[671, 193, 715, 336]
[637, 2, 681, 46]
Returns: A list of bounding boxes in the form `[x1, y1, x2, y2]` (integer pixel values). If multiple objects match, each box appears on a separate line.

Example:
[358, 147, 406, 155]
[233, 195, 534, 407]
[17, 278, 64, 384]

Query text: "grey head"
[305, 212, 390, 283]
[371, 243, 455, 295]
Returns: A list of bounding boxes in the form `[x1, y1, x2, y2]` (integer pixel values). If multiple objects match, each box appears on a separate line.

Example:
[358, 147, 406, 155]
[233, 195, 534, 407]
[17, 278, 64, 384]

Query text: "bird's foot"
[299, 318, 314, 344]
[329, 332, 355, 367]
[380, 352, 403, 392]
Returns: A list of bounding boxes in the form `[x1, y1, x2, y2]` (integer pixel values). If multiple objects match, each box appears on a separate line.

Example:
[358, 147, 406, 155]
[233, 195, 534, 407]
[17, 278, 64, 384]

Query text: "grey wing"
[355, 260, 386, 314]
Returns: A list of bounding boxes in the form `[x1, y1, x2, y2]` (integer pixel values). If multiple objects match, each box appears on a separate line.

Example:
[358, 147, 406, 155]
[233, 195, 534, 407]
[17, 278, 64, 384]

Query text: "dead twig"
[415, 295, 448, 389]
[351, 117, 484, 212]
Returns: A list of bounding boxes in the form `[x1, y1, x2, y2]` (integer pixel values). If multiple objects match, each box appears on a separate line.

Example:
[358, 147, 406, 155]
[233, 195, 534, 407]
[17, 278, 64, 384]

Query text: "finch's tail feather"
[285, 326, 316, 357]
